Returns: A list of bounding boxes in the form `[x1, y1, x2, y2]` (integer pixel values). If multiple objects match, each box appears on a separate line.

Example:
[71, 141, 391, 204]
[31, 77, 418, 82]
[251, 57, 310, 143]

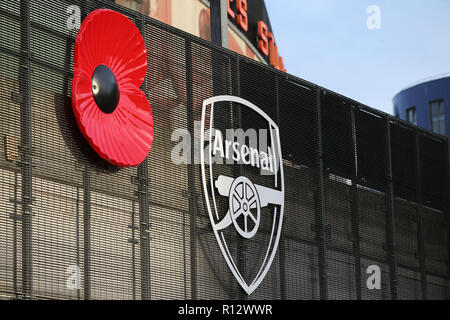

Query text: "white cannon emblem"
[214, 175, 284, 239]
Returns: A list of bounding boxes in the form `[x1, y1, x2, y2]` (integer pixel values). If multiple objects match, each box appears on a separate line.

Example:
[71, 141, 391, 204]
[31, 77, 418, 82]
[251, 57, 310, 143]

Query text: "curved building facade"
[394, 75, 450, 137]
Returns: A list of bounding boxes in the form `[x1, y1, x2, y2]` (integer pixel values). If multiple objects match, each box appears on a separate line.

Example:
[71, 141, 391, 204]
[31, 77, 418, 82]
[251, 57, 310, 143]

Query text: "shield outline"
[199, 95, 285, 295]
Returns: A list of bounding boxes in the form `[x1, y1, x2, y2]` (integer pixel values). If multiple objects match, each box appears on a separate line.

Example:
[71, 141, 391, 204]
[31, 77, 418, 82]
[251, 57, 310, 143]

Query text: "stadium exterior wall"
[0, 0, 448, 300]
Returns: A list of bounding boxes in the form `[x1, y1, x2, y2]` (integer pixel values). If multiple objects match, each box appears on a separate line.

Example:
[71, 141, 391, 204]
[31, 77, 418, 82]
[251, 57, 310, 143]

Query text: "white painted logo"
[200, 96, 284, 295]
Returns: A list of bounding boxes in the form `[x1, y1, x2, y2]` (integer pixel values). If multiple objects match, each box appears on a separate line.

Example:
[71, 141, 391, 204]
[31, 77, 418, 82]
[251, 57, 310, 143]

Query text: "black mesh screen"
[390, 121, 418, 202]
[320, 90, 355, 179]
[419, 133, 447, 210]
[355, 108, 387, 191]
[0, 0, 448, 300]
[278, 77, 317, 168]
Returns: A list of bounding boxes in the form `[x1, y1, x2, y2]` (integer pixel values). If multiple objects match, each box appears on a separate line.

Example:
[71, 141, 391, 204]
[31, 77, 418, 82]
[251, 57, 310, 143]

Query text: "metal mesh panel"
[423, 209, 448, 276]
[284, 240, 319, 299]
[143, 18, 191, 301]
[419, 133, 447, 210]
[239, 59, 278, 124]
[427, 274, 450, 299]
[0, 0, 448, 300]
[327, 250, 357, 300]
[391, 122, 418, 202]
[355, 108, 387, 191]
[395, 201, 419, 270]
[397, 267, 422, 300]
[0, 169, 23, 298]
[278, 77, 317, 168]
[320, 90, 355, 179]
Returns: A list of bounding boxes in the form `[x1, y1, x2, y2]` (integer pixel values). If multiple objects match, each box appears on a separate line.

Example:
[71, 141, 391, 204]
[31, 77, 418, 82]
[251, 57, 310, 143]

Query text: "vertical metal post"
[278, 233, 286, 299]
[210, 0, 229, 48]
[185, 39, 198, 300]
[79, 0, 90, 302]
[350, 181, 362, 299]
[137, 160, 151, 300]
[19, 0, 33, 299]
[82, 165, 91, 300]
[12, 172, 18, 298]
[233, 57, 247, 300]
[131, 200, 136, 301]
[384, 116, 398, 300]
[275, 75, 286, 300]
[445, 141, 450, 297]
[75, 187, 81, 300]
[350, 107, 362, 300]
[448, 217, 450, 299]
[137, 14, 152, 301]
[315, 87, 328, 300]
[183, 211, 187, 299]
[414, 131, 427, 300]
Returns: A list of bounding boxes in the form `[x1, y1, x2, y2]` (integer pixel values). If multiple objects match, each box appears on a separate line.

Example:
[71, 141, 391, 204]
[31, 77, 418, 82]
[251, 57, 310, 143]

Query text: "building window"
[429, 100, 446, 135]
[406, 107, 417, 125]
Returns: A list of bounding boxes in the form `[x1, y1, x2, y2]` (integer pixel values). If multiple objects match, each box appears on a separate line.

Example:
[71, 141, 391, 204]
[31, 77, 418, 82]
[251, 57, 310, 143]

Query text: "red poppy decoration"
[71, 9, 153, 167]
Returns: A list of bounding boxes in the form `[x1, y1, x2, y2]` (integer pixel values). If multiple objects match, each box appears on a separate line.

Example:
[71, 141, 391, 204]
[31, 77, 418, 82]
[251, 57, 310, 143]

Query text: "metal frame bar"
[276, 74, 287, 300]
[131, 200, 137, 300]
[234, 57, 247, 300]
[384, 116, 399, 300]
[82, 165, 91, 300]
[315, 87, 329, 300]
[185, 38, 198, 300]
[19, 0, 34, 300]
[210, 0, 228, 48]
[137, 13, 152, 301]
[446, 141, 450, 287]
[12, 172, 19, 298]
[414, 131, 428, 300]
[446, 142, 450, 293]
[77, 0, 92, 301]
[137, 160, 151, 299]
[350, 106, 362, 300]
[75, 186, 81, 300]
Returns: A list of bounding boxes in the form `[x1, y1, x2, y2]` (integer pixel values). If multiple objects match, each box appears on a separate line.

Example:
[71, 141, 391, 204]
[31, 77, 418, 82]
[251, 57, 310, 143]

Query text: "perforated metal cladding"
[355, 109, 387, 191]
[0, 0, 448, 300]
[321, 90, 355, 179]
[278, 77, 317, 168]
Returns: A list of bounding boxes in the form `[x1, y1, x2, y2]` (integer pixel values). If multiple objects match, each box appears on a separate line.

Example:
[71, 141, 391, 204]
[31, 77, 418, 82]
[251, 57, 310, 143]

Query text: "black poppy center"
[91, 65, 120, 114]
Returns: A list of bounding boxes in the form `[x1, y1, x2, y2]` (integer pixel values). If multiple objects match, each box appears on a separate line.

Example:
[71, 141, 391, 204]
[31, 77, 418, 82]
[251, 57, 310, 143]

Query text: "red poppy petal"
[72, 9, 153, 167]
[74, 9, 147, 88]
[72, 68, 92, 106]
[112, 90, 153, 165]
[118, 90, 154, 147]
[102, 113, 134, 166]
[115, 57, 147, 89]
[103, 119, 125, 164]
[112, 117, 146, 166]
[116, 108, 152, 158]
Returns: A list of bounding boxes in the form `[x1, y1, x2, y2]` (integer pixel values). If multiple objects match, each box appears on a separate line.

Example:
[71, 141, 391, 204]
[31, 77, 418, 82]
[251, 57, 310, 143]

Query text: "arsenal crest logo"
[200, 96, 284, 295]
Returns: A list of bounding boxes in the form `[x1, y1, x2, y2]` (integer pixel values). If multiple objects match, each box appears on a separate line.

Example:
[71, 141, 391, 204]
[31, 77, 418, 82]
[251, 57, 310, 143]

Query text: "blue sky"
[265, 0, 450, 114]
